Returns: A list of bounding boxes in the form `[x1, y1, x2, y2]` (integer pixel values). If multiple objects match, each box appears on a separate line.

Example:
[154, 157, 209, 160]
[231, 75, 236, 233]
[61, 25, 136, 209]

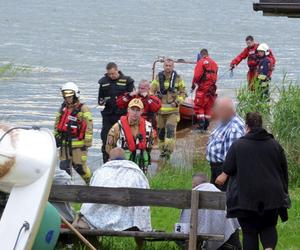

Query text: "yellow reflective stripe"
[258, 74, 267, 80]
[71, 140, 85, 146]
[85, 134, 93, 140]
[61, 140, 85, 146]
[83, 112, 92, 120]
[81, 155, 87, 161]
[117, 82, 126, 86]
[160, 106, 178, 112]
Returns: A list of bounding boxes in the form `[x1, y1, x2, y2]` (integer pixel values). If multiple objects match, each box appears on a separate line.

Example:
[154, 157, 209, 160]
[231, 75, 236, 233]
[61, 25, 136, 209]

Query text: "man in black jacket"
[98, 62, 135, 163]
[216, 112, 290, 250]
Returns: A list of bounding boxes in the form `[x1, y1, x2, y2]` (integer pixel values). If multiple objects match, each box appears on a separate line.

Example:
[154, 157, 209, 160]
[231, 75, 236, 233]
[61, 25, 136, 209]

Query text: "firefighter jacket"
[151, 71, 186, 114]
[98, 71, 134, 115]
[54, 102, 93, 148]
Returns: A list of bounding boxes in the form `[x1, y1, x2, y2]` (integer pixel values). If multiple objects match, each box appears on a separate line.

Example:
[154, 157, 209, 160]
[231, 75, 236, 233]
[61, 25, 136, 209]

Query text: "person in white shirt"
[178, 173, 241, 250]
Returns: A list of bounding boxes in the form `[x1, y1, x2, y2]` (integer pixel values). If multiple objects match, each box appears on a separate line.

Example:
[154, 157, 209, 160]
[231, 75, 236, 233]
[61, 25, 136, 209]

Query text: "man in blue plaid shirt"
[206, 98, 245, 191]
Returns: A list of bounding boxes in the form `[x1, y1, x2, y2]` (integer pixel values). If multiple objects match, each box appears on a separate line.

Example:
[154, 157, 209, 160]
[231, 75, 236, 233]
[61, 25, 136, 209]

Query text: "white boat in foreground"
[0, 124, 57, 250]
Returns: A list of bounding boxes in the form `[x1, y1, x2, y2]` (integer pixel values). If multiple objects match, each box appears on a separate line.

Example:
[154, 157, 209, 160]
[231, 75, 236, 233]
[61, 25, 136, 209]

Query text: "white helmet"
[257, 43, 270, 56]
[61, 82, 80, 98]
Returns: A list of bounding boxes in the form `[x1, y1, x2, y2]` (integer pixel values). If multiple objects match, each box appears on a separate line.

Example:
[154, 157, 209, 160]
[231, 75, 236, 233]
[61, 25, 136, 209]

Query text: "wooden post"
[188, 190, 199, 250]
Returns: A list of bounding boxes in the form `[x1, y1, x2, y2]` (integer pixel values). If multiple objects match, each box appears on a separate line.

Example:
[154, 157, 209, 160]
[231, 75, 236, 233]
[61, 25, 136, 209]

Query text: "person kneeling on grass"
[73, 147, 151, 232]
[177, 173, 241, 250]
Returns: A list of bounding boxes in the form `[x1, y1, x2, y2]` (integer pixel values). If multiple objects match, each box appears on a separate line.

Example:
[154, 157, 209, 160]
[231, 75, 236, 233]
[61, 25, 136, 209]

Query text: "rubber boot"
[198, 118, 206, 133]
[204, 119, 210, 131]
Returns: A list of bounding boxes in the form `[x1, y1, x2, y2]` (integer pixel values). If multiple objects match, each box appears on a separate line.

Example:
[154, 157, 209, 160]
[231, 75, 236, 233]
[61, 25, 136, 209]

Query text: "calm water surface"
[1, 0, 300, 170]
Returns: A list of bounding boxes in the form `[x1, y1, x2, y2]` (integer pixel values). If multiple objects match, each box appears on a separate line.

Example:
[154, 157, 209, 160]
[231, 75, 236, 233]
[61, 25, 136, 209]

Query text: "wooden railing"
[49, 185, 226, 250]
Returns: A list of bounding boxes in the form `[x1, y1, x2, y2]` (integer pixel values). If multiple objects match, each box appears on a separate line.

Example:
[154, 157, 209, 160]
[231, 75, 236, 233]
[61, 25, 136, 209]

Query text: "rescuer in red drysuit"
[192, 49, 218, 132]
[117, 79, 161, 130]
[230, 35, 276, 89]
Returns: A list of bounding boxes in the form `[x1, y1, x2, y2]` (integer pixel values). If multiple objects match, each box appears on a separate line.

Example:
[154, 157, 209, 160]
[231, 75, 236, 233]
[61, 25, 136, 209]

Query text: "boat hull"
[0, 125, 57, 250]
[179, 97, 195, 120]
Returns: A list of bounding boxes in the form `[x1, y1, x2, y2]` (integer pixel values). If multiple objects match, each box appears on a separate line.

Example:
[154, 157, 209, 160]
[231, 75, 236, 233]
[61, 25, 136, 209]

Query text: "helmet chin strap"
[72, 96, 79, 104]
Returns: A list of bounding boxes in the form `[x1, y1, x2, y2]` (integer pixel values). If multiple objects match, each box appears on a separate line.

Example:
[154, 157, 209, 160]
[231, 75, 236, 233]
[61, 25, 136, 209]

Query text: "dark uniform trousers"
[101, 113, 122, 163]
[98, 72, 135, 163]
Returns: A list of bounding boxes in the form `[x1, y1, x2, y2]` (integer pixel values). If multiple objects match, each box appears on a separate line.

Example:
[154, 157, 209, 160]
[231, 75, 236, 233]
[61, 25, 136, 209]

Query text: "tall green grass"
[236, 81, 273, 127]
[237, 82, 300, 186]
[272, 84, 300, 185]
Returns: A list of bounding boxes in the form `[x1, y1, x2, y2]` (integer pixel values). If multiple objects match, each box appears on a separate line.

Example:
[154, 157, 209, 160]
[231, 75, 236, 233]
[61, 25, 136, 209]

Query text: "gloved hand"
[55, 135, 62, 148]
[129, 90, 138, 97]
[140, 92, 148, 97]
[230, 64, 236, 70]
[98, 98, 105, 106]
[191, 84, 196, 92]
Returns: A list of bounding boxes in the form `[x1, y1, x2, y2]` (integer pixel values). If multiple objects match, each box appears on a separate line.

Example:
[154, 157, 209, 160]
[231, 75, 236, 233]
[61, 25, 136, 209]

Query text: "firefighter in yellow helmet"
[106, 98, 154, 173]
[151, 59, 186, 160]
[54, 82, 93, 183]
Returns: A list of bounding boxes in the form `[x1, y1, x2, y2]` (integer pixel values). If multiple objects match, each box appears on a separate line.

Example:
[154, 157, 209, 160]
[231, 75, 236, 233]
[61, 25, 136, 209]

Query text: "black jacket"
[223, 128, 290, 219]
[98, 71, 134, 115]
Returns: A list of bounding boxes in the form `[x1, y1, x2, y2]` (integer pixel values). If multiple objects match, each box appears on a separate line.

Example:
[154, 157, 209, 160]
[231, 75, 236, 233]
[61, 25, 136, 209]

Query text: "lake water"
[1, 0, 300, 171]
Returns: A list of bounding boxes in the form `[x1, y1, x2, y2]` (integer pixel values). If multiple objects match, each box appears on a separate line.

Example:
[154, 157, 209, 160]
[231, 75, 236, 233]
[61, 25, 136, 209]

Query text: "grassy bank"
[57, 161, 300, 250]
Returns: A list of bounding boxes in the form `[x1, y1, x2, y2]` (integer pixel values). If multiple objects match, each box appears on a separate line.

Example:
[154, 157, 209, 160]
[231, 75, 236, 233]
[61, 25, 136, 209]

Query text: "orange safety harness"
[119, 115, 147, 152]
[56, 103, 86, 140]
[56, 103, 87, 160]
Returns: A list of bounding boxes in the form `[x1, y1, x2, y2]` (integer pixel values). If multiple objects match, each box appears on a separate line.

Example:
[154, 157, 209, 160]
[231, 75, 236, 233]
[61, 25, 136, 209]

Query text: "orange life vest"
[119, 116, 147, 152]
[56, 103, 87, 140]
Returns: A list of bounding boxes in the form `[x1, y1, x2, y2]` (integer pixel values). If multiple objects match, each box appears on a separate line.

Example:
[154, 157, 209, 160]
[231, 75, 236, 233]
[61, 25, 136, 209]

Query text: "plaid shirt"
[206, 115, 245, 163]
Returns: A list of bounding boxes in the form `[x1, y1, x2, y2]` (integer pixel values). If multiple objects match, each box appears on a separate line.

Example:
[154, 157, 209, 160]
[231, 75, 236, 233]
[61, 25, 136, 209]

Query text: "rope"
[13, 221, 30, 250]
[0, 126, 40, 143]
[218, 68, 234, 81]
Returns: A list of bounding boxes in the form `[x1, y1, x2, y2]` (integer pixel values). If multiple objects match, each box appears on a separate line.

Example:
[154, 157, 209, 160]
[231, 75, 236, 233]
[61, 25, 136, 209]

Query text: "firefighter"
[192, 49, 218, 132]
[54, 82, 93, 184]
[106, 98, 154, 173]
[150, 58, 186, 160]
[98, 62, 135, 163]
[116, 79, 161, 130]
[230, 35, 276, 89]
[255, 43, 273, 100]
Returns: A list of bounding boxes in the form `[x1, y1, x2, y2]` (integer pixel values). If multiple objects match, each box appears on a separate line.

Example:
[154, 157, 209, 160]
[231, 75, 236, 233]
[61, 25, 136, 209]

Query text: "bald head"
[109, 147, 125, 161]
[192, 173, 208, 188]
[214, 97, 236, 123]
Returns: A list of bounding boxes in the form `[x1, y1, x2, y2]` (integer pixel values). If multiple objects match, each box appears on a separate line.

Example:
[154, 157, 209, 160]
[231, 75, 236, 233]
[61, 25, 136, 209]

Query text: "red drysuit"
[231, 43, 276, 87]
[192, 56, 218, 120]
